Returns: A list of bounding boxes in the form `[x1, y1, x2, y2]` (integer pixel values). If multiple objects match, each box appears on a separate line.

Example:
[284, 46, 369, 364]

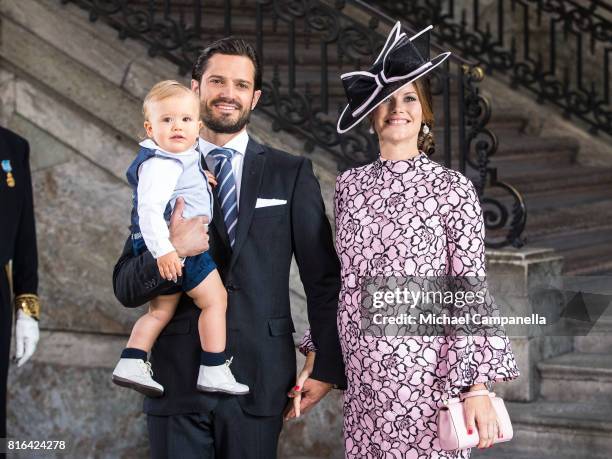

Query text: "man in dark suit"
[112, 38, 346, 458]
[0, 126, 41, 440]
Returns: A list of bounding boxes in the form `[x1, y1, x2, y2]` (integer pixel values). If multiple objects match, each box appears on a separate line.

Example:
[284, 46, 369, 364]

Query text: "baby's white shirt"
[137, 139, 201, 259]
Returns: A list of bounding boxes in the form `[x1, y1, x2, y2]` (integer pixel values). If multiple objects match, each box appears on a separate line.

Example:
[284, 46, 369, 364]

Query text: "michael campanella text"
[372, 313, 547, 326]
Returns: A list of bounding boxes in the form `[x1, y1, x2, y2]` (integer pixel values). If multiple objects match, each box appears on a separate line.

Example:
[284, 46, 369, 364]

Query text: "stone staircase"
[470, 68, 612, 459]
[93, 2, 612, 275]
[2, 0, 611, 458]
[0, 0, 341, 457]
[187, 0, 612, 277]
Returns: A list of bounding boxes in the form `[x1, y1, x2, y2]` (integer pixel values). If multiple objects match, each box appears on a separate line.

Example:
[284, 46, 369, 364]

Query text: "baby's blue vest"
[126, 143, 213, 253]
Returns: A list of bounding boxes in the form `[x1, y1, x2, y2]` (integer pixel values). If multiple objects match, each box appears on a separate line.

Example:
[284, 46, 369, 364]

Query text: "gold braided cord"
[14, 293, 41, 320]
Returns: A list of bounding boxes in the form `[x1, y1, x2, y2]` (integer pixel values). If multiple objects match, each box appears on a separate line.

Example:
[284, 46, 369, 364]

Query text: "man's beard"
[202, 97, 252, 134]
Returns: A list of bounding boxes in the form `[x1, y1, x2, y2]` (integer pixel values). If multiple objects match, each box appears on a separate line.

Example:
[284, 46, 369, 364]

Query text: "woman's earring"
[369, 126, 375, 135]
[422, 123, 430, 135]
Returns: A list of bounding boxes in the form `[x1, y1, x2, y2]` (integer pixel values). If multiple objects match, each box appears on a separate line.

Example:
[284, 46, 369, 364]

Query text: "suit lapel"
[231, 139, 265, 267]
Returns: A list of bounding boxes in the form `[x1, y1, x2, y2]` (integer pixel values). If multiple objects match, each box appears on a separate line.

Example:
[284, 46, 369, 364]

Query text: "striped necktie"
[210, 148, 239, 247]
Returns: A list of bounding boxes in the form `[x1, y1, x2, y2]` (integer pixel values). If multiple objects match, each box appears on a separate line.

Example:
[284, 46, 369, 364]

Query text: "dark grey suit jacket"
[112, 138, 346, 416]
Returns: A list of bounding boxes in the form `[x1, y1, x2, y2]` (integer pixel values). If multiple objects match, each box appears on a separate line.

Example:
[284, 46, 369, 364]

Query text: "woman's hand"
[285, 351, 315, 420]
[463, 384, 501, 449]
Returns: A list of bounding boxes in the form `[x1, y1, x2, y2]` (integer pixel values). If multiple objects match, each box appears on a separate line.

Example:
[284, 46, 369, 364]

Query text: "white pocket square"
[255, 198, 287, 208]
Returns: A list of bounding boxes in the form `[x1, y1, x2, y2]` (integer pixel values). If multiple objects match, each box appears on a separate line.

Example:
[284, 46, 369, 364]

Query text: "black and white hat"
[337, 23, 451, 134]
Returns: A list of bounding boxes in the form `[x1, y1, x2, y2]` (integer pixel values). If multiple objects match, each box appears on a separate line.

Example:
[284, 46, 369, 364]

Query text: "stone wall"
[2, 1, 596, 458]
[1, 1, 342, 457]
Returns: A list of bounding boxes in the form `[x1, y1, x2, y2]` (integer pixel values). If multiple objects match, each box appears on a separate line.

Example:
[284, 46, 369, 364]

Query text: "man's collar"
[199, 130, 250, 157]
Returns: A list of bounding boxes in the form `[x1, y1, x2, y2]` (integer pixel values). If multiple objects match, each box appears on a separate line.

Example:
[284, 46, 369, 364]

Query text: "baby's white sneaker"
[196, 357, 250, 395]
[112, 358, 164, 397]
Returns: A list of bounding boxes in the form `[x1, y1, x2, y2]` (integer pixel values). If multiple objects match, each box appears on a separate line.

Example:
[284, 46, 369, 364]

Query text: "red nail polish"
[294, 385, 300, 391]
[468, 428, 473, 435]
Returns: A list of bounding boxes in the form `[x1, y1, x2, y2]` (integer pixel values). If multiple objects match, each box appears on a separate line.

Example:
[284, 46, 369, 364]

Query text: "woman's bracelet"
[460, 389, 490, 400]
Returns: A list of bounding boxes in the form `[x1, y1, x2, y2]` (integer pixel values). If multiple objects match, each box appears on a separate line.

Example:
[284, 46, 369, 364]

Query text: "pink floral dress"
[300, 152, 520, 458]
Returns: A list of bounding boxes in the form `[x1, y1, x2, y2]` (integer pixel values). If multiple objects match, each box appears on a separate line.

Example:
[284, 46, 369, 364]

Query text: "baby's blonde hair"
[142, 80, 199, 121]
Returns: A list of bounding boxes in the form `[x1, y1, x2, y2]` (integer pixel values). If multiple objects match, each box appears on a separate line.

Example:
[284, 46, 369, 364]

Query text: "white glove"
[15, 309, 40, 367]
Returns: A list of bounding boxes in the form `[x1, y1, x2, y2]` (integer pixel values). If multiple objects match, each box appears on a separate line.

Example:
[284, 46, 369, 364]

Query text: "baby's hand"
[204, 170, 218, 187]
[157, 251, 183, 282]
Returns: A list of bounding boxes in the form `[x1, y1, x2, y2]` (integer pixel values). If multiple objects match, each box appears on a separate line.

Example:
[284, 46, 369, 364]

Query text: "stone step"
[470, 165, 612, 201]
[432, 131, 579, 169]
[472, 444, 581, 459]
[519, 186, 612, 212]
[529, 226, 612, 256]
[524, 200, 612, 239]
[538, 352, 612, 402]
[575, 337, 612, 354]
[522, 226, 612, 276]
[483, 182, 612, 265]
[7, 331, 149, 457]
[492, 135, 578, 168]
[561, 242, 612, 276]
[482, 186, 612, 242]
[491, 148, 575, 170]
[494, 131, 579, 157]
[538, 230, 612, 276]
[505, 400, 612, 458]
[574, 314, 612, 353]
[575, 335, 612, 354]
[113, 2, 454, 77]
[505, 165, 612, 194]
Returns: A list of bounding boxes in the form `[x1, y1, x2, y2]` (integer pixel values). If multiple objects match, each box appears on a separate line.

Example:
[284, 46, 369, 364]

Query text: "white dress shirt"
[198, 129, 249, 209]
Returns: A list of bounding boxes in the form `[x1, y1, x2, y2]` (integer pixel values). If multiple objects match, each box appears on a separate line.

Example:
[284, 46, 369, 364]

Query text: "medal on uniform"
[2, 159, 15, 187]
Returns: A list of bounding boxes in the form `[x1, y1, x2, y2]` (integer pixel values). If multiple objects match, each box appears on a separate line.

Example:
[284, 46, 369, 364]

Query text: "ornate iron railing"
[370, 0, 612, 137]
[60, 0, 526, 247]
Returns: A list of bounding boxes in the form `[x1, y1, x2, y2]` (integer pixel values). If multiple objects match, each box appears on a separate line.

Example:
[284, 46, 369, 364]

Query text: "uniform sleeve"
[137, 157, 182, 259]
[12, 137, 38, 296]
[443, 175, 520, 389]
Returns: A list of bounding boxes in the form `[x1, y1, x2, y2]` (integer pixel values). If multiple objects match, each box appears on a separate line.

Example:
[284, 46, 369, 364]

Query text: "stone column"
[486, 247, 570, 402]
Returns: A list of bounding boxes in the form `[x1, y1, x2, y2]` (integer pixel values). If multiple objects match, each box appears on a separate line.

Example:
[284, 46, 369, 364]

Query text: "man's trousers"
[147, 394, 284, 459]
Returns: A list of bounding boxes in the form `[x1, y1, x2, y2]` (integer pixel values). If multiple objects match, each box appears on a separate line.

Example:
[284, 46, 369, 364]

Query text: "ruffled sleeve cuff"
[298, 328, 317, 356]
[444, 335, 520, 390]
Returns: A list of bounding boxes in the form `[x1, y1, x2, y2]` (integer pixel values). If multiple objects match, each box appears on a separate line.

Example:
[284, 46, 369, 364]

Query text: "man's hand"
[157, 251, 183, 282]
[15, 309, 39, 367]
[169, 197, 210, 257]
[285, 375, 332, 421]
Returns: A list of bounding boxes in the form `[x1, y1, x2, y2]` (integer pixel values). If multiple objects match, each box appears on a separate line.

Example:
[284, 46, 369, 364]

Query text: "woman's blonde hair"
[413, 77, 435, 155]
[142, 80, 199, 121]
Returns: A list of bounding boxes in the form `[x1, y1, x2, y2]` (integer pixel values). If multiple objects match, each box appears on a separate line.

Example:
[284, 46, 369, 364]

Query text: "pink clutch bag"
[437, 390, 513, 451]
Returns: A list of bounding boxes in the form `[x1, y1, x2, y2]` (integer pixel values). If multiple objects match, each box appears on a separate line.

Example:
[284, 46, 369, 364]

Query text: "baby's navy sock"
[200, 351, 227, 366]
[121, 348, 147, 361]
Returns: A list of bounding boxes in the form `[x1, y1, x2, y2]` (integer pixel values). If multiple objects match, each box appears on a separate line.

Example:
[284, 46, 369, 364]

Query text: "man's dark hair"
[192, 37, 262, 91]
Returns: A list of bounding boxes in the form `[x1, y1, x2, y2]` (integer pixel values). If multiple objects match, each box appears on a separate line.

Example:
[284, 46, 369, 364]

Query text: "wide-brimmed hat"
[337, 22, 451, 134]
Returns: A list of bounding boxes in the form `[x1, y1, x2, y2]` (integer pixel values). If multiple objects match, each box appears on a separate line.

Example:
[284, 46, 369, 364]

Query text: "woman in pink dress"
[288, 23, 520, 458]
